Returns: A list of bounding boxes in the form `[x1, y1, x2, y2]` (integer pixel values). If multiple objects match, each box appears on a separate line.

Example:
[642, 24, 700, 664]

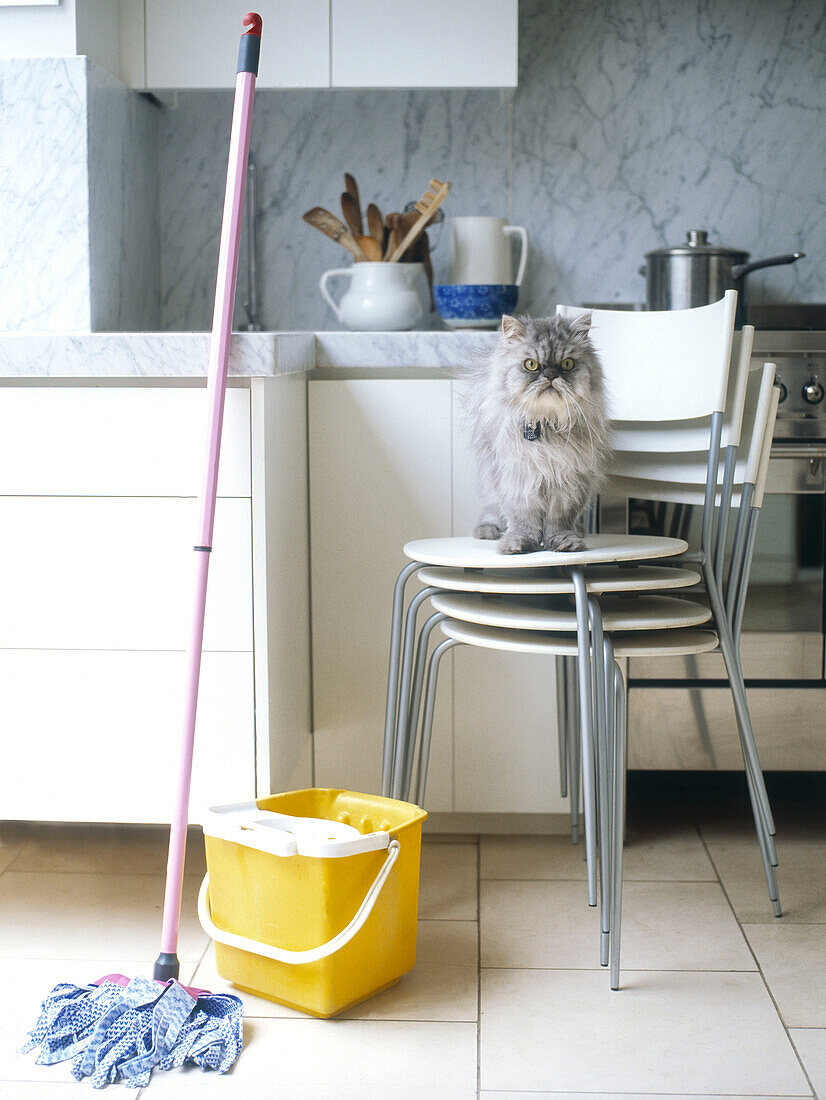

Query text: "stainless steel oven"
[620, 330, 826, 771]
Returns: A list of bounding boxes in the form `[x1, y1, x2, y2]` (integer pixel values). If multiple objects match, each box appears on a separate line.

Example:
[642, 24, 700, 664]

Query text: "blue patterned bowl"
[434, 283, 520, 329]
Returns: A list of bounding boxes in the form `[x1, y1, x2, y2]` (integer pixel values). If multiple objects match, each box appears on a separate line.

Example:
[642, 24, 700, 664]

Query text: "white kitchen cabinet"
[0, 377, 311, 823]
[143, 0, 329, 89]
[308, 379, 454, 809]
[308, 377, 565, 820]
[116, 0, 517, 90]
[331, 0, 518, 89]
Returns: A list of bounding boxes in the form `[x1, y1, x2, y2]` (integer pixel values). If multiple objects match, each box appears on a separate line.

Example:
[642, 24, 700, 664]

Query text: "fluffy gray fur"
[462, 313, 611, 553]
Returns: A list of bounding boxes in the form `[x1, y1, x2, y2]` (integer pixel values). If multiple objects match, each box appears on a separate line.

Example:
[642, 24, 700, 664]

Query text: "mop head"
[22, 975, 243, 1089]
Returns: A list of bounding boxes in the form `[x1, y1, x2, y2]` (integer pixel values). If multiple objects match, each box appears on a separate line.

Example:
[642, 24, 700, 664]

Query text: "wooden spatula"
[366, 203, 384, 249]
[341, 192, 381, 261]
[387, 179, 450, 263]
[302, 206, 364, 261]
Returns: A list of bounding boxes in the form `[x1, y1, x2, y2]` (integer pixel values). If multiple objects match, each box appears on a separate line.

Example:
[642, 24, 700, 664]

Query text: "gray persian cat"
[464, 313, 610, 553]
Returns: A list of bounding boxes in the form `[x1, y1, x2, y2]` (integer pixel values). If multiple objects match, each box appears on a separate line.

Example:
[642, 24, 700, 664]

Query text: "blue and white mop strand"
[22, 976, 243, 1088]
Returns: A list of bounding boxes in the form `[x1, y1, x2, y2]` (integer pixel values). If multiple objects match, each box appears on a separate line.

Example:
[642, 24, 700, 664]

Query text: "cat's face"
[494, 314, 602, 423]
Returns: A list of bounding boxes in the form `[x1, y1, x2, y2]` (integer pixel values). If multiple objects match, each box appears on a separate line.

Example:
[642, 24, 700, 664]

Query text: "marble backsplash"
[159, 0, 825, 332]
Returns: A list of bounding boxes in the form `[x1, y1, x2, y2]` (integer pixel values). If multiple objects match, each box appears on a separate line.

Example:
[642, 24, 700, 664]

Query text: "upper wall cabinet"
[134, 1, 330, 89]
[118, 0, 518, 90]
[331, 0, 517, 88]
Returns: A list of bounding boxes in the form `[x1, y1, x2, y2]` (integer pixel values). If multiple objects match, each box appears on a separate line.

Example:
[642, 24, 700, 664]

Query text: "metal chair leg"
[556, 657, 569, 799]
[589, 597, 611, 966]
[414, 637, 460, 806]
[705, 563, 782, 915]
[610, 652, 626, 991]
[382, 561, 420, 795]
[571, 568, 598, 907]
[402, 611, 447, 799]
[392, 586, 438, 800]
[566, 655, 581, 845]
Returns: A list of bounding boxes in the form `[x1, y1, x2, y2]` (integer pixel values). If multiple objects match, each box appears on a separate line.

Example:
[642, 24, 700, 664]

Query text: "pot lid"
[645, 229, 749, 261]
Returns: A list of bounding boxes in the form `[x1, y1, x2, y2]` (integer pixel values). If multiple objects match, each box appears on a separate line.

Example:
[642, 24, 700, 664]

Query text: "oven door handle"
[770, 444, 826, 459]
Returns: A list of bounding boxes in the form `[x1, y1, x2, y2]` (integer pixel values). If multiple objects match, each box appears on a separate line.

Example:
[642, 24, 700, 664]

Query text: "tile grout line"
[693, 817, 818, 1098]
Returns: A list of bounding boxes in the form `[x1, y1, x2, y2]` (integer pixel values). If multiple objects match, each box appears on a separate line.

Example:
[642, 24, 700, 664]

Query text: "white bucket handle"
[197, 839, 401, 965]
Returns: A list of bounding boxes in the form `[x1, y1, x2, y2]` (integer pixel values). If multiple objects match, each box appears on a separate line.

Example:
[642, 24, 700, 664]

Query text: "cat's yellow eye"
[523, 358, 539, 372]
[561, 357, 575, 371]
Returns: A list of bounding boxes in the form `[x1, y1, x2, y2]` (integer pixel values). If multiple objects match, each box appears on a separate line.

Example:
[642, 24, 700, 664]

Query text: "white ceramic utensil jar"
[448, 216, 529, 285]
[320, 262, 424, 331]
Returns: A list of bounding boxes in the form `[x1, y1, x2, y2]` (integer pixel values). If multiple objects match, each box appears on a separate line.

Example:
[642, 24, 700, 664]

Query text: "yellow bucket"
[198, 789, 427, 1018]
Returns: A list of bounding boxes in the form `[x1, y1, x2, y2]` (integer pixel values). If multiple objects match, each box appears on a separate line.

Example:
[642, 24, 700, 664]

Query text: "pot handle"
[319, 268, 354, 322]
[730, 252, 805, 280]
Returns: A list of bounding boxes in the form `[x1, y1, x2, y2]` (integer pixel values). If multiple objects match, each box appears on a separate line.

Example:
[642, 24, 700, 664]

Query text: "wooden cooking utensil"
[357, 235, 383, 262]
[302, 207, 364, 261]
[387, 178, 450, 263]
[366, 203, 384, 249]
[384, 212, 401, 261]
[340, 191, 363, 241]
[343, 173, 364, 236]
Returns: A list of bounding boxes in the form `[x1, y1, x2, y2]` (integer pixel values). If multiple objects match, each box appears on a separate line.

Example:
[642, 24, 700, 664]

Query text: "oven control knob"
[776, 381, 788, 403]
[802, 378, 824, 405]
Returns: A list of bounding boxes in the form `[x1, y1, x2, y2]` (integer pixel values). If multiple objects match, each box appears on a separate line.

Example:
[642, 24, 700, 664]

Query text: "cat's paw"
[474, 521, 504, 540]
[498, 532, 540, 555]
[543, 530, 586, 553]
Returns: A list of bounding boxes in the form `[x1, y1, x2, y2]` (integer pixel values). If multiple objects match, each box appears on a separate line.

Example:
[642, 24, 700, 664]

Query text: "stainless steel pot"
[642, 230, 804, 322]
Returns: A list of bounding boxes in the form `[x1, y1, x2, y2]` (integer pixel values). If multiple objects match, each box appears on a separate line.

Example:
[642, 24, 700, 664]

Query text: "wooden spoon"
[340, 191, 363, 241]
[343, 173, 364, 236]
[366, 203, 384, 249]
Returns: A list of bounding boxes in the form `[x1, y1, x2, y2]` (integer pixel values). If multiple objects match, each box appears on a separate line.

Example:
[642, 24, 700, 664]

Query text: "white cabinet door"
[0, 497, 252, 651]
[142, 0, 330, 89]
[451, 382, 567, 814]
[0, 650, 254, 822]
[331, 0, 518, 88]
[308, 379, 454, 809]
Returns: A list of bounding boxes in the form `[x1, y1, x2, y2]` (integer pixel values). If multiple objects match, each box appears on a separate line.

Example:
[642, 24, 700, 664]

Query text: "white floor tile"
[0, 871, 209, 962]
[481, 879, 755, 971]
[142, 1018, 478, 1096]
[7, 823, 206, 877]
[745, 924, 826, 1027]
[790, 1028, 826, 1098]
[481, 1093, 813, 1099]
[417, 842, 478, 920]
[705, 837, 826, 923]
[481, 823, 714, 883]
[480, 968, 810, 1094]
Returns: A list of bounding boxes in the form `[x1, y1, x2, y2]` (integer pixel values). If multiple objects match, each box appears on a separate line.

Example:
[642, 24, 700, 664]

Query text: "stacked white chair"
[381, 292, 782, 984]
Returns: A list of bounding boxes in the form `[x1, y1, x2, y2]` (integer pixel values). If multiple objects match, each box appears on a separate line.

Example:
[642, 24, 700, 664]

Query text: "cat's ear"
[501, 315, 524, 341]
[570, 311, 592, 334]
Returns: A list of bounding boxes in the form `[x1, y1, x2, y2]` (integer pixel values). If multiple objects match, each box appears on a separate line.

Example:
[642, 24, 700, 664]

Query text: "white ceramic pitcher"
[320, 263, 424, 331]
[448, 216, 529, 286]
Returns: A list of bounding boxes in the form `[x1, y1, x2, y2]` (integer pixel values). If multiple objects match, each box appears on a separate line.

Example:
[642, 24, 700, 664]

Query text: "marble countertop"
[0, 330, 498, 378]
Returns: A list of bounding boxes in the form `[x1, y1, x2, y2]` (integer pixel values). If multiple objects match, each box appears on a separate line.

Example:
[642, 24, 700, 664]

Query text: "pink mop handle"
[156, 13, 261, 978]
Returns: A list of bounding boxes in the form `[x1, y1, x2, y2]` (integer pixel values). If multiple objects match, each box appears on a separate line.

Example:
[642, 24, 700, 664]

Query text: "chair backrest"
[610, 326, 754, 453]
[610, 362, 776, 490]
[556, 291, 736, 423]
[607, 363, 779, 505]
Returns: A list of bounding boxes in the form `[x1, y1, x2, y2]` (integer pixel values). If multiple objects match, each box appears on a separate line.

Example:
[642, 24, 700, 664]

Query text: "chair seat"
[404, 533, 688, 569]
[417, 563, 701, 595]
[440, 617, 719, 658]
[430, 592, 712, 632]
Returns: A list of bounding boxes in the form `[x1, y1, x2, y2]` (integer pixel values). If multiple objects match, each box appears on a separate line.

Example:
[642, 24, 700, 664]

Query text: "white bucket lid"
[202, 801, 391, 859]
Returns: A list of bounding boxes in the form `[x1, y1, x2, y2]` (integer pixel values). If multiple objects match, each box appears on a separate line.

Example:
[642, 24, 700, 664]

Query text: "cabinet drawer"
[0, 387, 251, 496]
[0, 497, 252, 651]
[0, 650, 254, 822]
